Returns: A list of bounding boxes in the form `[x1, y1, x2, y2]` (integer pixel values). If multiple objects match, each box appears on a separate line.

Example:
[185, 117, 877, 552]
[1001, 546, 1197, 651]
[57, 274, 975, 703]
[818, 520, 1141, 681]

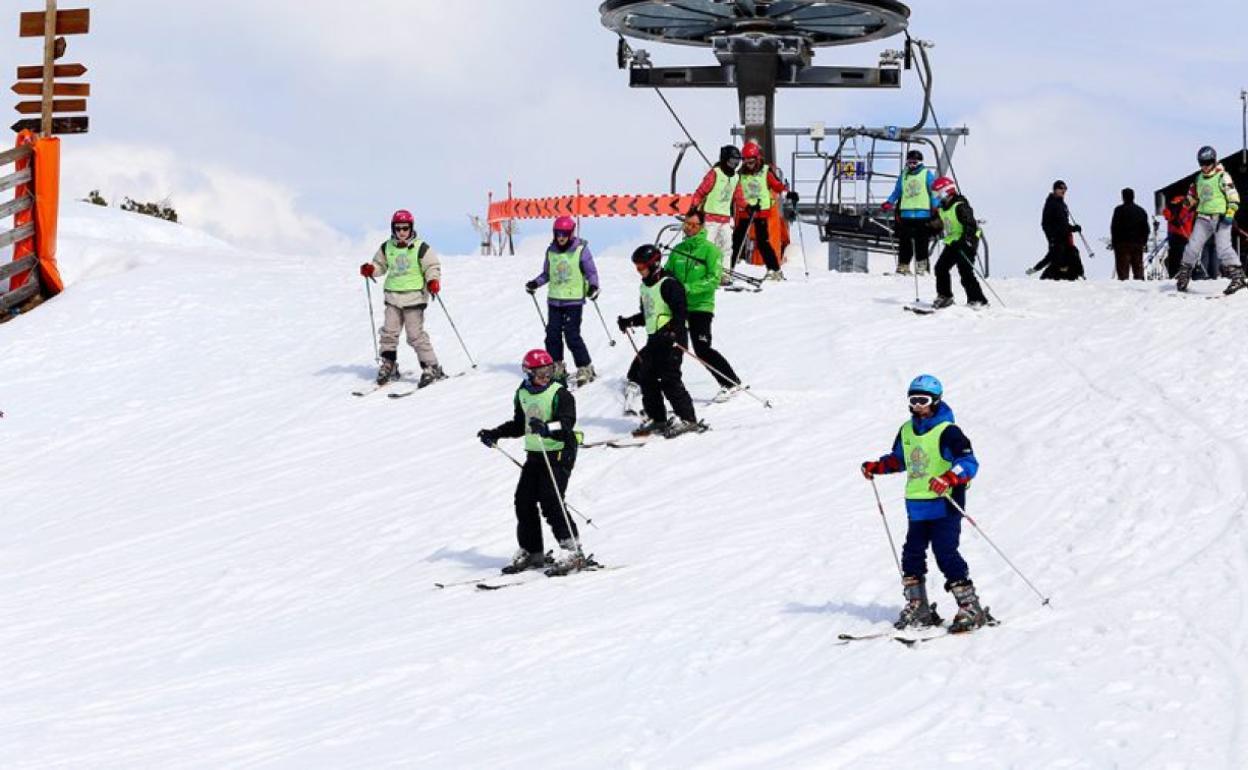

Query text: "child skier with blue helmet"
[860, 374, 990, 633]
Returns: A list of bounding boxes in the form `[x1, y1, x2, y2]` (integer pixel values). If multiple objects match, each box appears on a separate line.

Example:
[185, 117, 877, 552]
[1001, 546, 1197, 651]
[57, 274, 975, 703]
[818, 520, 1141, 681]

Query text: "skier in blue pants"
[860, 374, 990, 633]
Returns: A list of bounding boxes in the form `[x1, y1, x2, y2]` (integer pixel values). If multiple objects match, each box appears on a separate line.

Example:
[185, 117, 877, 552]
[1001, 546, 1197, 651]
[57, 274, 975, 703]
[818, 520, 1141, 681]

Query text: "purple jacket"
[531, 237, 600, 307]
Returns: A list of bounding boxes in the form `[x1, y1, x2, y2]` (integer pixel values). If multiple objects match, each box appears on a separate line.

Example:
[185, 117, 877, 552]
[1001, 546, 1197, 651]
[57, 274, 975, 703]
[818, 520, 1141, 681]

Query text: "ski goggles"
[392, 223, 413, 233]
[907, 393, 936, 408]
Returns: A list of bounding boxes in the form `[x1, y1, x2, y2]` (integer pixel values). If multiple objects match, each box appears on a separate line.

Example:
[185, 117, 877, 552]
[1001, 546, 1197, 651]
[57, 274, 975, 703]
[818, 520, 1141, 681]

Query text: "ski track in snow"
[2, 205, 1247, 767]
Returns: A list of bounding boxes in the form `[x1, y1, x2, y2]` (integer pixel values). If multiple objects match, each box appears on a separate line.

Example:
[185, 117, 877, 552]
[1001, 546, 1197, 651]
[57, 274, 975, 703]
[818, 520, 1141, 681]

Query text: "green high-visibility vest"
[383, 239, 426, 292]
[518, 382, 565, 453]
[640, 277, 673, 334]
[546, 243, 586, 301]
[939, 201, 983, 245]
[900, 169, 932, 212]
[901, 421, 953, 500]
[1196, 171, 1229, 216]
[740, 169, 773, 210]
[704, 168, 738, 217]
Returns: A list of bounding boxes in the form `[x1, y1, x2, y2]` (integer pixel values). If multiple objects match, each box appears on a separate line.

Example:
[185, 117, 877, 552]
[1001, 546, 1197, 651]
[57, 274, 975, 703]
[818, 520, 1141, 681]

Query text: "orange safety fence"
[8, 129, 63, 296]
[488, 192, 696, 231]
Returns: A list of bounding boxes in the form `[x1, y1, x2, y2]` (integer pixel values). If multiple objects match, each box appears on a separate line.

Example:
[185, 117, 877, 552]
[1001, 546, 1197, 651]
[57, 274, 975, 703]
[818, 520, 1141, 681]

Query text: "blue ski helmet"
[908, 374, 943, 399]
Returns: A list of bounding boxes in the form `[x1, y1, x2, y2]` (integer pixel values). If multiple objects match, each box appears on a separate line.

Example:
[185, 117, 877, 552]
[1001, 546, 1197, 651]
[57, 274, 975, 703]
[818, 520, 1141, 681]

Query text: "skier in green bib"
[860, 375, 990, 633]
[1177, 145, 1245, 294]
[524, 217, 601, 386]
[477, 349, 585, 575]
[929, 176, 989, 309]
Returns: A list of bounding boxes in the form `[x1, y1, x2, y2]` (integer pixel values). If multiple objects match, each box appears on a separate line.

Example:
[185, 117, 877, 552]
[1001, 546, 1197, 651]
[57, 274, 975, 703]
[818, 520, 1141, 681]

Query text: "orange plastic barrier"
[8, 131, 62, 296]
[488, 192, 695, 228]
[10, 131, 35, 292]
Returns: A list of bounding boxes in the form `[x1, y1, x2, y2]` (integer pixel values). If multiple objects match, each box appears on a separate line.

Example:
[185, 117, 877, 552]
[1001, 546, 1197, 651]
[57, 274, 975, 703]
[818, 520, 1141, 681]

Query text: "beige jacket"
[371, 239, 443, 308]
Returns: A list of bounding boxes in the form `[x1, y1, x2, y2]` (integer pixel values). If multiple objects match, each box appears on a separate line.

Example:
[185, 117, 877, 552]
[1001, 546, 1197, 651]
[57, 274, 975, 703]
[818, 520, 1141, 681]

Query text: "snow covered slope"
[3, 204, 1247, 768]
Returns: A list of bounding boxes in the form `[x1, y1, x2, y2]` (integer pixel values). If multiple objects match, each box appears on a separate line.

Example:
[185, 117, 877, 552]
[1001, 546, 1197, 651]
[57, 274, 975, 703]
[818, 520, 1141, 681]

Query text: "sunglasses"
[393, 224, 413, 232]
[908, 394, 935, 408]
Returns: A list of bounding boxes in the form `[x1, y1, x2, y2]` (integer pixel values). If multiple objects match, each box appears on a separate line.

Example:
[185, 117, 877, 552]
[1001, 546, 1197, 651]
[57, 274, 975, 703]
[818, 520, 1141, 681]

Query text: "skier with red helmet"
[617, 244, 703, 438]
[731, 140, 789, 280]
[359, 210, 446, 387]
[477, 349, 587, 574]
[525, 216, 601, 387]
[929, 177, 989, 309]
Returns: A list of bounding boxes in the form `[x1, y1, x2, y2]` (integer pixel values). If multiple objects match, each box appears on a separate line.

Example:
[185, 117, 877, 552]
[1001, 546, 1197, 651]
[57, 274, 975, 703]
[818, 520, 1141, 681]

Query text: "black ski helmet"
[1198, 146, 1218, 166]
[631, 244, 663, 272]
[906, 149, 923, 163]
[720, 144, 742, 164]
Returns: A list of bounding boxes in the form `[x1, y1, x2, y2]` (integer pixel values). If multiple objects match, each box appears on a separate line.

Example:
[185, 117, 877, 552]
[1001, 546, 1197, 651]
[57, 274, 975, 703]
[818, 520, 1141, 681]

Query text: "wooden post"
[40, 0, 57, 137]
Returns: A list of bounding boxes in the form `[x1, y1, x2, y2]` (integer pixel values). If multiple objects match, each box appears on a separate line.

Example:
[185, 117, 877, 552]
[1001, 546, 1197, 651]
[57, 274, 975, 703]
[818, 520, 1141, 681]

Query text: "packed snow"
[2, 204, 1246, 768]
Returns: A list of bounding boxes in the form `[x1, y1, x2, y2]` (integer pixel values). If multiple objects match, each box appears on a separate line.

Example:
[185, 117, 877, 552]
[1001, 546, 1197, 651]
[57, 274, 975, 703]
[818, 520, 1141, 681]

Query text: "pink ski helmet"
[553, 216, 576, 236]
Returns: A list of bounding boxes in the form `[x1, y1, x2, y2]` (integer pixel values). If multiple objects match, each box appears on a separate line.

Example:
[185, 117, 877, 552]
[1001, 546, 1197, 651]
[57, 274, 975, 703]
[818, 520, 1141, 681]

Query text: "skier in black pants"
[617, 244, 701, 439]
[930, 176, 989, 308]
[477, 349, 584, 575]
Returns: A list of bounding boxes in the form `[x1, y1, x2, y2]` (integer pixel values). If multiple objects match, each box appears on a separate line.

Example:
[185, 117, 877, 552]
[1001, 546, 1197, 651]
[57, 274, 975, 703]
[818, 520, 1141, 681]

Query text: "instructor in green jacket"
[664, 210, 742, 402]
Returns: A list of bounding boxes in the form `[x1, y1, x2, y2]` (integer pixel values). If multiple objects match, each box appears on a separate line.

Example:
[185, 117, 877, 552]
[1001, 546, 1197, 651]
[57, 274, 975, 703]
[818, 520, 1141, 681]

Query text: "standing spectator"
[1110, 188, 1150, 280]
[1027, 181, 1085, 280]
[689, 145, 746, 279]
[1162, 194, 1195, 278]
[525, 216, 600, 387]
[1177, 146, 1243, 294]
[882, 149, 939, 276]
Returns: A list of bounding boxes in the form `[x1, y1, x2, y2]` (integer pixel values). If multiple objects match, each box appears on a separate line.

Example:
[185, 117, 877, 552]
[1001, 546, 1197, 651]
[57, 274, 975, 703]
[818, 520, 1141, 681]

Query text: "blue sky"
[6, 0, 1246, 275]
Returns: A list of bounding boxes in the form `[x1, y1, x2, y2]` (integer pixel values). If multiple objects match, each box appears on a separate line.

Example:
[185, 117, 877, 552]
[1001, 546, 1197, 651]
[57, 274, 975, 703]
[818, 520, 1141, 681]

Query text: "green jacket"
[663, 230, 722, 313]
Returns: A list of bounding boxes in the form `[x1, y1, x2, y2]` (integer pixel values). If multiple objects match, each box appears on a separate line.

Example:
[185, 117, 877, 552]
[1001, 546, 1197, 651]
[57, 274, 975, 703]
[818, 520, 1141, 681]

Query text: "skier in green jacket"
[664, 210, 742, 402]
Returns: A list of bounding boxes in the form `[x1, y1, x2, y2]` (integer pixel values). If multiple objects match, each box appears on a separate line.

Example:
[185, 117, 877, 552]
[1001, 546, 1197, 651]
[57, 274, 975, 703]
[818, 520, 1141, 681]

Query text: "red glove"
[881, 201, 894, 213]
[427, 279, 440, 295]
[928, 470, 965, 495]
[861, 460, 887, 479]
[359, 263, 375, 278]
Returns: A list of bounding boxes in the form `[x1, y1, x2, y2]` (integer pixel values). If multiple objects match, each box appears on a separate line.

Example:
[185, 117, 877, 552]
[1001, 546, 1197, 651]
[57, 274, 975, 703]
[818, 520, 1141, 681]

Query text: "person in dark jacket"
[1028, 180, 1084, 280]
[477, 349, 584, 575]
[1163, 195, 1196, 278]
[860, 374, 989, 634]
[1110, 188, 1150, 280]
[617, 244, 701, 439]
[929, 176, 988, 308]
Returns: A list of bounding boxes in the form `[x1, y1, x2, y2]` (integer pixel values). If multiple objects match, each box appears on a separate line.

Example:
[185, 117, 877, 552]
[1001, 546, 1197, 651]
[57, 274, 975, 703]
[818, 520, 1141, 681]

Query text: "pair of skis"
[435, 558, 616, 591]
[581, 420, 710, 449]
[351, 371, 466, 398]
[837, 611, 999, 647]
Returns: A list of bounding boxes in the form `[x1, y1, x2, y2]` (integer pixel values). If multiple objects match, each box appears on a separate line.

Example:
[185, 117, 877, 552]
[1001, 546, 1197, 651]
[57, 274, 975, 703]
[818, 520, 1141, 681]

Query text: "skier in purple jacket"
[525, 216, 601, 387]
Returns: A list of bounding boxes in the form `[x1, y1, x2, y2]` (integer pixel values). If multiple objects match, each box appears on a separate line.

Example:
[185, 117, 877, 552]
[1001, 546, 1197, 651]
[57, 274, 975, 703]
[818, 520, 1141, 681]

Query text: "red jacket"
[690, 165, 747, 223]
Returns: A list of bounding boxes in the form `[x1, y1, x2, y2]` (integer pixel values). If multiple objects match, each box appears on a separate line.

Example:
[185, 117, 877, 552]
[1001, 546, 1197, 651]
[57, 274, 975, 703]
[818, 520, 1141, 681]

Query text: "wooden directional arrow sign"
[12, 81, 89, 97]
[15, 98, 85, 114]
[11, 115, 88, 134]
[16, 63, 87, 79]
[19, 8, 89, 36]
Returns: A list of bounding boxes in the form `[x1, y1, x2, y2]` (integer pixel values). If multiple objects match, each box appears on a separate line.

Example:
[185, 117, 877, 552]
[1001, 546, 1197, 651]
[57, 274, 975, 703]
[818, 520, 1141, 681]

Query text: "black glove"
[587, 285, 600, 300]
[527, 417, 551, 438]
[786, 191, 800, 205]
[746, 203, 761, 216]
[525, 280, 539, 294]
[477, 429, 498, 448]
[1071, 224, 1082, 234]
[617, 315, 631, 333]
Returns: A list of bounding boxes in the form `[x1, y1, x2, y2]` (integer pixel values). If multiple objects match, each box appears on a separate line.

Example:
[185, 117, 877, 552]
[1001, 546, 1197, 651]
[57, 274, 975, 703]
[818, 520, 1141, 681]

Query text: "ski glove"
[880, 201, 894, 213]
[527, 417, 551, 438]
[617, 315, 632, 333]
[1026, 267, 1039, 276]
[525, 280, 539, 294]
[427, 279, 440, 296]
[477, 429, 498, 448]
[746, 204, 761, 216]
[928, 470, 966, 495]
[587, 285, 600, 301]
[860, 460, 887, 479]
[359, 263, 375, 278]
[1071, 224, 1082, 234]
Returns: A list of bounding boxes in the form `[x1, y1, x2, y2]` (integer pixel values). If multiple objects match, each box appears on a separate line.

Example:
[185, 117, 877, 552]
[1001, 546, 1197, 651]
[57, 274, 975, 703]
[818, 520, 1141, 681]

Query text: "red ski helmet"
[932, 176, 957, 198]
[522, 348, 555, 371]
[391, 209, 415, 227]
[553, 216, 576, 236]
[741, 141, 762, 161]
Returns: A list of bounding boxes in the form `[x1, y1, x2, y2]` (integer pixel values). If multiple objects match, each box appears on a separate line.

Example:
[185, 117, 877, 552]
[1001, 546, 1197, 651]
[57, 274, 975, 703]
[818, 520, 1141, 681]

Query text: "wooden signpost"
[12, 1, 90, 136]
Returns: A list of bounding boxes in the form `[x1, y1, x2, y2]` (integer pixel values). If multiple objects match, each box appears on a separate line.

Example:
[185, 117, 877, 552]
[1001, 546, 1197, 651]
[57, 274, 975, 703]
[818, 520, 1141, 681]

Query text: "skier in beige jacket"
[359, 209, 447, 387]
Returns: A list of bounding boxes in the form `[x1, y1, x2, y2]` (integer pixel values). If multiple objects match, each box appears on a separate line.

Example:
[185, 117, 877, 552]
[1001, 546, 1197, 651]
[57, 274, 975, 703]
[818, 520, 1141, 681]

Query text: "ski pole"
[590, 297, 617, 346]
[530, 292, 547, 328]
[869, 477, 904, 579]
[943, 494, 1052, 608]
[364, 276, 380, 363]
[673, 342, 772, 409]
[1068, 211, 1095, 259]
[434, 293, 478, 369]
[622, 325, 641, 355]
[728, 269, 764, 287]
[730, 209, 759, 272]
[536, 441, 584, 556]
[491, 445, 597, 529]
[959, 251, 1007, 308]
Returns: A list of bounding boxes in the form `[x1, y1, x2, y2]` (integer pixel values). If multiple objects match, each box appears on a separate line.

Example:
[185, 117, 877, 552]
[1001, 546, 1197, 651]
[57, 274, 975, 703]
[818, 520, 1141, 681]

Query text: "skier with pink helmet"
[477, 349, 588, 574]
[359, 209, 447, 387]
[525, 216, 601, 387]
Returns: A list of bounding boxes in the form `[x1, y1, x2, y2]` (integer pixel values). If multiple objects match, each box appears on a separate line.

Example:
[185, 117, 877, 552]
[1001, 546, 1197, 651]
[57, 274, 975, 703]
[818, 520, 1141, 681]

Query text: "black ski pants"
[639, 334, 696, 423]
[544, 304, 592, 368]
[514, 451, 576, 554]
[897, 217, 933, 267]
[731, 216, 781, 271]
[934, 242, 987, 303]
[1166, 235, 1187, 278]
[901, 508, 969, 584]
[688, 311, 738, 389]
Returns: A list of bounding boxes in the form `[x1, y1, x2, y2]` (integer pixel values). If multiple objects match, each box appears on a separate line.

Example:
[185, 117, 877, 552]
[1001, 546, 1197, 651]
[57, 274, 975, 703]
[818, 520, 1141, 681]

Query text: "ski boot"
[894, 576, 943, 630]
[896, 263, 912, 276]
[376, 356, 400, 385]
[1224, 265, 1248, 296]
[931, 295, 955, 309]
[663, 417, 705, 439]
[967, 299, 989, 308]
[417, 364, 448, 388]
[501, 549, 550, 575]
[947, 579, 988, 633]
[553, 361, 569, 385]
[575, 364, 597, 387]
[623, 381, 642, 416]
[1176, 263, 1193, 293]
[632, 417, 666, 437]
[712, 384, 743, 403]
[547, 540, 587, 576]
[916, 259, 930, 276]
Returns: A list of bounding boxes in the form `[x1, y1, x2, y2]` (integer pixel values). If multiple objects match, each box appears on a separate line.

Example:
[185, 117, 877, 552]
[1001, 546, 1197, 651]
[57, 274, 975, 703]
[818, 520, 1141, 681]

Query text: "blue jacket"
[885, 166, 940, 219]
[877, 401, 979, 521]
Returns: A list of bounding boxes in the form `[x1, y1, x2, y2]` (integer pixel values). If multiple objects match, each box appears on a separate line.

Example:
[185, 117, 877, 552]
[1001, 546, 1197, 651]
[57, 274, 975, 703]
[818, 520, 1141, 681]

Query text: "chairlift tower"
[600, 0, 911, 163]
